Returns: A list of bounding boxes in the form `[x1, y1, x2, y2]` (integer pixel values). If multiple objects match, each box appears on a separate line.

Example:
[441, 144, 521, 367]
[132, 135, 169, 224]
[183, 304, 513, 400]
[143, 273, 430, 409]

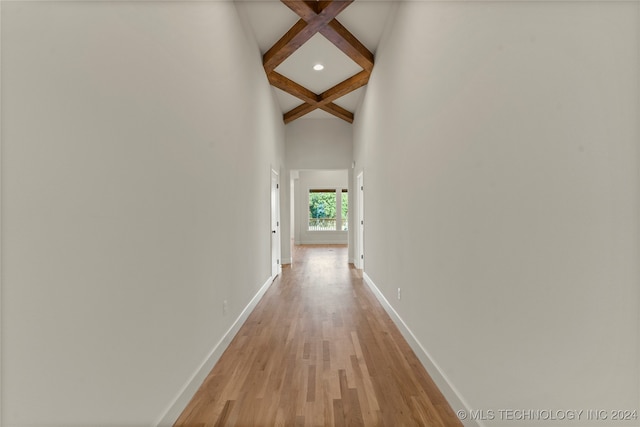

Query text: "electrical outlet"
[397, 288, 401, 300]
[223, 300, 228, 315]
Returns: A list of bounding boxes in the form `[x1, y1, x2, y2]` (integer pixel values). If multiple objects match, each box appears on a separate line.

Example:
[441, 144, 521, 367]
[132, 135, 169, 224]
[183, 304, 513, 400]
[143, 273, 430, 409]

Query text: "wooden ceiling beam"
[263, 19, 314, 73]
[320, 103, 354, 123]
[315, 0, 353, 19]
[264, 0, 353, 73]
[267, 72, 319, 105]
[283, 103, 316, 123]
[283, 101, 353, 124]
[320, 70, 370, 104]
[277, 69, 369, 123]
[320, 19, 374, 71]
[282, 0, 353, 23]
[271, 70, 368, 107]
[281, 0, 318, 21]
[264, 0, 373, 124]
[276, 70, 369, 122]
[279, 1, 373, 71]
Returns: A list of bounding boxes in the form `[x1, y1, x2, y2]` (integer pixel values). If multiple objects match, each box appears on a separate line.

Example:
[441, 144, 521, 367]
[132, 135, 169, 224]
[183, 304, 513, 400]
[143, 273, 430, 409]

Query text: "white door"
[271, 170, 281, 279]
[357, 172, 364, 269]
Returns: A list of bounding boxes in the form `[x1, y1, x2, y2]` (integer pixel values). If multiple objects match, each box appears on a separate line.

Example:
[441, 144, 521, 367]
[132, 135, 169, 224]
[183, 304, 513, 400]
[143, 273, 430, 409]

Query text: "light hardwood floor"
[174, 245, 463, 427]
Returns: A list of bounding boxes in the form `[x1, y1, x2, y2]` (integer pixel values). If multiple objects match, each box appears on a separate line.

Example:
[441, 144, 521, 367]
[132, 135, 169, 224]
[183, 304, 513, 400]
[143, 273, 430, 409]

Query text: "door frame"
[271, 169, 281, 279]
[356, 171, 364, 270]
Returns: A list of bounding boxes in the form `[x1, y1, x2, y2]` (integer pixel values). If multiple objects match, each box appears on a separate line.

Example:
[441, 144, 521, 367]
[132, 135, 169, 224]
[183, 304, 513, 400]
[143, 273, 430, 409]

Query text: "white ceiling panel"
[273, 87, 303, 112]
[302, 109, 337, 119]
[274, 33, 363, 94]
[333, 86, 366, 112]
[336, 2, 395, 53]
[236, 1, 300, 54]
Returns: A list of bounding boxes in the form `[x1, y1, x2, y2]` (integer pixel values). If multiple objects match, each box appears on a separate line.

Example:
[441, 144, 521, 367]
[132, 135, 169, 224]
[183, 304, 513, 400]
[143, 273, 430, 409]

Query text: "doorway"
[271, 169, 281, 279]
[356, 171, 364, 270]
[289, 169, 350, 265]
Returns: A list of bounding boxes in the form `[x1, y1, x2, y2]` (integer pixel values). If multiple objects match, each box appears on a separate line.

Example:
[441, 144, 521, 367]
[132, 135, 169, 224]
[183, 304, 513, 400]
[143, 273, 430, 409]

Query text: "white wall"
[294, 170, 349, 245]
[354, 2, 640, 426]
[283, 119, 354, 262]
[1, 2, 285, 426]
[285, 119, 353, 170]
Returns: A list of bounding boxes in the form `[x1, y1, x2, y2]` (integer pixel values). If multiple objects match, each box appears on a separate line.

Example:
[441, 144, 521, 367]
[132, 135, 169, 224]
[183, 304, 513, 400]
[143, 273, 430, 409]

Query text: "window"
[341, 189, 348, 231]
[308, 189, 348, 231]
[309, 190, 337, 231]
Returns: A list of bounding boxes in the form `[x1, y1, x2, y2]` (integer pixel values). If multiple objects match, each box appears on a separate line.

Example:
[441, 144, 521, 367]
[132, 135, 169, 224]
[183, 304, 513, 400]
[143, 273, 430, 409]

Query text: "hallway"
[174, 245, 462, 426]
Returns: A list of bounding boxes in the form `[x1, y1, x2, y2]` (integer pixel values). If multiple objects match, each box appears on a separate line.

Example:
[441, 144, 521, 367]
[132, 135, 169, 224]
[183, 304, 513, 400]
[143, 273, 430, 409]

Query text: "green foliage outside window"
[309, 192, 337, 219]
[341, 191, 348, 219]
[308, 190, 348, 231]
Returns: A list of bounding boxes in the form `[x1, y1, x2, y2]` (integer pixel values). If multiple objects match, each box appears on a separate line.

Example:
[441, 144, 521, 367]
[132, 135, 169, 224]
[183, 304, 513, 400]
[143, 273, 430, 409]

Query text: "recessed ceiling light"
[313, 64, 324, 71]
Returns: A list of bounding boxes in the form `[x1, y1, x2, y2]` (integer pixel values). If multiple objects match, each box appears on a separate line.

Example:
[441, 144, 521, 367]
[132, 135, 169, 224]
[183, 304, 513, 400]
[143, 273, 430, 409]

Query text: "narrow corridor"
[175, 245, 462, 426]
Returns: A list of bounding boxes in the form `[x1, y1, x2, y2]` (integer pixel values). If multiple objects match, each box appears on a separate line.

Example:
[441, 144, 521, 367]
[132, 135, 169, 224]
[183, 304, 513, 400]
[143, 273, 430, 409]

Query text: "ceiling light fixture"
[313, 63, 324, 71]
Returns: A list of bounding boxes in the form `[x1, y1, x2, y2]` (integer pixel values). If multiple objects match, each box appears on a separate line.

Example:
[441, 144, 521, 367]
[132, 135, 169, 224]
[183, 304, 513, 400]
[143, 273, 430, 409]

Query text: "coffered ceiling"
[237, 0, 394, 123]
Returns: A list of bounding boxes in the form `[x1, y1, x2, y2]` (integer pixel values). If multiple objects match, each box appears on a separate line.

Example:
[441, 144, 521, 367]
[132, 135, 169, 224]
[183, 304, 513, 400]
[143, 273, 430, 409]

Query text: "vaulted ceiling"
[238, 0, 394, 124]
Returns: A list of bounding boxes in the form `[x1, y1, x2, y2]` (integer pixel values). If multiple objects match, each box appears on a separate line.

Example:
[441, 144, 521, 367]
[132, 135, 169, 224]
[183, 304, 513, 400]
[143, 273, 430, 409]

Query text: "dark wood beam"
[283, 100, 352, 123]
[264, 0, 353, 72]
[283, 102, 354, 124]
[263, 0, 373, 124]
[279, 1, 372, 71]
[281, 0, 318, 21]
[317, 1, 353, 19]
[320, 19, 374, 72]
[320, 70, 370, 104]
[284, 103, 316, 123]
[278, 71, 368, 123]
[320, 103, 354, 123]
[283, 102, 351, 123]
[270, 70, 368, 106]
[282, 0, 353, 22]
[267, 72, 319, 105]
[263, 19, 314, 73]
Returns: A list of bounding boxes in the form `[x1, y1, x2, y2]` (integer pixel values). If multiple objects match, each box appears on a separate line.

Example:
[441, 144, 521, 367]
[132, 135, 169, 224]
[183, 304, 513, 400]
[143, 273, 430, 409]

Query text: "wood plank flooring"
[174, 245, 463, 427]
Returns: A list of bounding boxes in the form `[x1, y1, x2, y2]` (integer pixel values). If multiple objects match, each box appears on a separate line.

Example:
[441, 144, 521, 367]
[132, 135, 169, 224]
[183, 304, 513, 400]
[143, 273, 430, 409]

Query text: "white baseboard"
[299, 240, 349, 245]
[281, 257, 292, 265]
[362, 272, 483, 427]
[155, 275, 275, 427]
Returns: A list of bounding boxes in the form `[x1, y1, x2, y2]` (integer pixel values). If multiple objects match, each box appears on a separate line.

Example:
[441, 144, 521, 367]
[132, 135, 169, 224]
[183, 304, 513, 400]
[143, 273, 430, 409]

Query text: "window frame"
[307, 188, 348, 232]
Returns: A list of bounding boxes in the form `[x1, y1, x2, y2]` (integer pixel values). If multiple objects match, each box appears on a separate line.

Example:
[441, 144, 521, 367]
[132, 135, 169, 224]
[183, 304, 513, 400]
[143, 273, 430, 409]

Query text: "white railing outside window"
[309, 218, 337, 231]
